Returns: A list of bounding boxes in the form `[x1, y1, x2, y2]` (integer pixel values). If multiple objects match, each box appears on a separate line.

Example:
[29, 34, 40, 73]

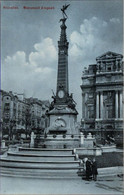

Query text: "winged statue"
[61, 4, 70, 18]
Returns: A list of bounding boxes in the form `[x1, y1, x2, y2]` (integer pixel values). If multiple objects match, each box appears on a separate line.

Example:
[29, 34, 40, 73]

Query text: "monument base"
[46, 105, 78, 135]
[36, 134, 80, 149]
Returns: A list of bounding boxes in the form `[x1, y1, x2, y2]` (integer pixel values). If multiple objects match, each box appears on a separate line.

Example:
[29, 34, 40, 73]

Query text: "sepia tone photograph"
[0, 0, 123, 194]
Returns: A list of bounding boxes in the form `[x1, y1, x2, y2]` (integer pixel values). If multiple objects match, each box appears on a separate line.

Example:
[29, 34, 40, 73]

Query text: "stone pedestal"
[30, 132, 35, 148]
[46, 105, 78, 135]
[44, 105, 79, 149]
[1, 140, 5, 148]
[83, 133, 95, 148]
[80, 132, 84, 145]
[38, 134, 80, 149]
[75, 148, 102, 156]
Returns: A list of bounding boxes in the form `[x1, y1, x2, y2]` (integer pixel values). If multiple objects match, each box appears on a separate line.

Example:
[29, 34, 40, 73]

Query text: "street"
[0, 175, 123, 194]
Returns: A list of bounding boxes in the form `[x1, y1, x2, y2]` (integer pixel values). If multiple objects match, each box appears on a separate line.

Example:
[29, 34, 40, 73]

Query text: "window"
[106, 63, 112, 72]
[105, 104, 114, 118]
[5, 103, 10, 106]
[107, 67, 111, 71]
[88, 106, 94, 119]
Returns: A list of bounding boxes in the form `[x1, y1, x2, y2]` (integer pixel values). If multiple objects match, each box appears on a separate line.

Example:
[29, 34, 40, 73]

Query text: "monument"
[43, 4, 80, 148]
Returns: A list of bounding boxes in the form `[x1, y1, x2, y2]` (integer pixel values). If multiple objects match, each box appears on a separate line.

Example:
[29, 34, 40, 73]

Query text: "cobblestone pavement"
[0, 175, 123, 194]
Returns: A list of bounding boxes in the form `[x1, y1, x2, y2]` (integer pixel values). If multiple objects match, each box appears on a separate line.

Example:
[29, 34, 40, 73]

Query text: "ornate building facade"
[0, 90, 50, 139]
[81, 51, 123, 141]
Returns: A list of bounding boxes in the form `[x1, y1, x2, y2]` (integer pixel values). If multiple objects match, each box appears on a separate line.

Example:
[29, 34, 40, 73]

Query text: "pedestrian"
[81, 158, 87, 180]
[92, 158, 98, 181]
[86, 158, 92, 181]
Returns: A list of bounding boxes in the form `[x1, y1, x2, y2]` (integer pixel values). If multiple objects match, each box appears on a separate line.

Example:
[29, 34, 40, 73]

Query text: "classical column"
[115, 91, 119, 118]
[96, 92, 99, 119]
[116, 60, 118, 71]
[85, 93, 88, 118]
[68, 115, 71, 128]
[100, 92, 103, 119]
[119, 91, 123, 118]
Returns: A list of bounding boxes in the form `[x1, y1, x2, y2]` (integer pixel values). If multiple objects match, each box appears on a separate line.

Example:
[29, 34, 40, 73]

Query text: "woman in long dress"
[92, 158, 98, 181]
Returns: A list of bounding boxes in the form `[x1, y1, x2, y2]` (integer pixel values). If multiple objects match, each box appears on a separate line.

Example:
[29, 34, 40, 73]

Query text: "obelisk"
[46, 5, 78, 137]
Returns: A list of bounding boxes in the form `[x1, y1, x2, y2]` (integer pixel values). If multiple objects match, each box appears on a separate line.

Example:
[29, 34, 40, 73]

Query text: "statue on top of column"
[61, 4, 70, 19]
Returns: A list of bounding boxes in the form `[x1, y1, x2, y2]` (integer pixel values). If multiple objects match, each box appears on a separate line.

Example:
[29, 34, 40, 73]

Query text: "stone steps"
[0, 163, 80, 171]
[1, 158, 80, 165]
[19, 147, 74, 154]
[0, 160, 80, 168]
[5, 156, 75, 162]
[3, 155, 76, 162]
[0, 167, 80, 179]
[7, 152, 76, 161]
[0, 147, 80, 178]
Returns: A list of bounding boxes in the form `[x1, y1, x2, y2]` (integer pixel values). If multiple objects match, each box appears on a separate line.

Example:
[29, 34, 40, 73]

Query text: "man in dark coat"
[92, 158, 98, 181]
[86, 158, 92, 181]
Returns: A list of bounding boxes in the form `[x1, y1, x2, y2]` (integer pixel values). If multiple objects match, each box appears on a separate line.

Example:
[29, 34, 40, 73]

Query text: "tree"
[9, 119, 16, 140]
[25, 108, 31, 139]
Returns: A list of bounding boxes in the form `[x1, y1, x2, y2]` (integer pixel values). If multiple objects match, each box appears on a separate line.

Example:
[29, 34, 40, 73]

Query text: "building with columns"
[81, 51, 123, 141]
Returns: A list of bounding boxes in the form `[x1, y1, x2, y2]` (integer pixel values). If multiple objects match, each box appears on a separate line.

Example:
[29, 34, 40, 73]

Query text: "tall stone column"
[119, 91, 123, 118]
[115, 91, 119, 118]
[100, 92, 103, 119]
[96, 92, 99, 119]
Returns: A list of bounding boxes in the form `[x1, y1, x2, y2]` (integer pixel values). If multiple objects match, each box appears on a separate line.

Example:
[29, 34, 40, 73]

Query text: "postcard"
[0, 0, 123, 194]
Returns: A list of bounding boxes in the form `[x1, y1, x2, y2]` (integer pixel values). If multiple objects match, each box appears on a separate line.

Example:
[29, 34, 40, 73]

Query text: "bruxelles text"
[3, 6, 55, 10]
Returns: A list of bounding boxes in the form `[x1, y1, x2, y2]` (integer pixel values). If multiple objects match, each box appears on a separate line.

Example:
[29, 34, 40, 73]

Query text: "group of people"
[83, 158, 98, 181]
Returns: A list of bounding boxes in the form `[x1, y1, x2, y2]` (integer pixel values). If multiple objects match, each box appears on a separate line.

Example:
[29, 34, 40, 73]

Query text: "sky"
[1, 0, 123, 121]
